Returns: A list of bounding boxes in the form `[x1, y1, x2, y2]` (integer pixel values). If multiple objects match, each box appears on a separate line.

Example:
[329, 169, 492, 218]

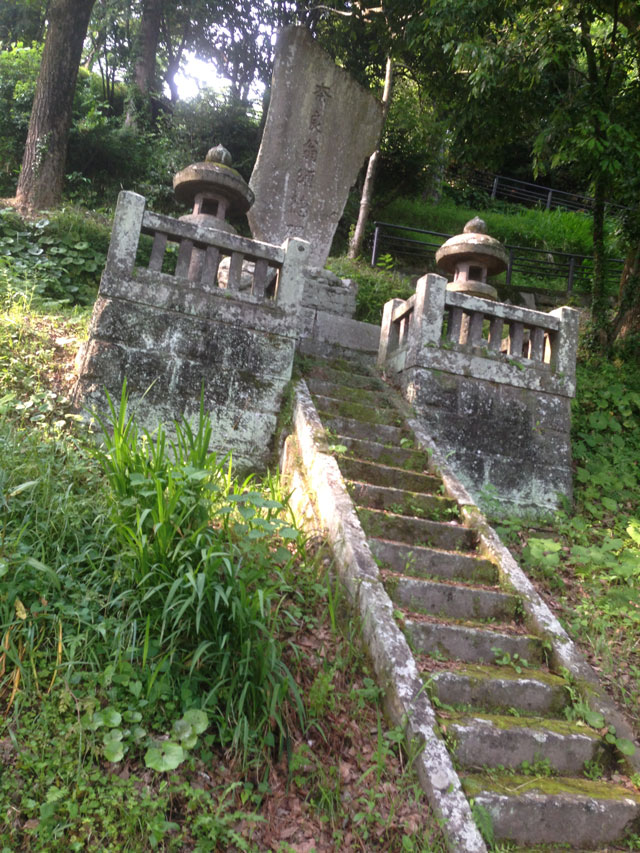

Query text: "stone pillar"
[104, 191, 146, 281]
[406, 273, 447, 367]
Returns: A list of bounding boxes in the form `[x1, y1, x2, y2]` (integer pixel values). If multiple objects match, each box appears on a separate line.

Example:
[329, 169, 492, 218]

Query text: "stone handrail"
[103, 190, 306, 312]
[443, 290, 561, 365]
[379, 273, 579, 397]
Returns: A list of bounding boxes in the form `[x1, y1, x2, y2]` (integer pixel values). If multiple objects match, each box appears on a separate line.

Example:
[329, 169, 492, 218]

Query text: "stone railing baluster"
[148, 231, 168, 272]
[226, 251, 244, 290]
[468, 310, 485, 346]
[508, 321, 524, 357]
[252, 258, 269, 297]
[200, 246, 220, 289]
[447, 306, 464, 344]
[175, 238, 193, 279]
[488, 316, 503, 352]
[529, 326, 545, 361]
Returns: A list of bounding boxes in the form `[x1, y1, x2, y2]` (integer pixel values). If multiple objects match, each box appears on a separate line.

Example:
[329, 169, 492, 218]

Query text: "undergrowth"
[0, 281, 445, 851]
[496, 347, 640, 732]
[0, 205, 110, 306]
[378, 196, 604, 256]
[326, 256, 414, 324]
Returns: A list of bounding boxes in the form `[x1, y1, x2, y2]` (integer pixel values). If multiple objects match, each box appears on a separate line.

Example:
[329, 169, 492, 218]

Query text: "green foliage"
[514, 344, 640, 732]
[470, 800, 494, 847]
[378, 75, 448, 199]
[491, 648, 529, 674]
[0, 691, 261, 851]
[326, 255, 414, 324]
[0, 43, 41, 194]
[0, 206, 109, 305]
[379, 196, 598, 256]
[92, 384, 306, 762]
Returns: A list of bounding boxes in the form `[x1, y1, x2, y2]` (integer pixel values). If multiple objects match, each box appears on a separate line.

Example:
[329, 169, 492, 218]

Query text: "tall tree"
[125, 0, 162, 125]
[15, 0, 96, 209]
[406, 0, 640, 342]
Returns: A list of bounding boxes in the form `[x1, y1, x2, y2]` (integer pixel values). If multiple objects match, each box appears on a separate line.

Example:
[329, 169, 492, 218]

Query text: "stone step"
[428, 664, 568, 716]
[358, 507, 476, 552]
[347, 481, 459, 521]
[320, 415, 407, 445]
[306, 378, 395, 408]
[370, 538, 498, 584]
[406, 619, 545, 665]
[388, 577, 518, 622]
[462, 773, 640, 848]
[305, 364, 384, 391]
[444, 712, 602, 775]
[335, 435, 430, 473]
[339, 458, 441, 493]
[313, 394, 404, 427]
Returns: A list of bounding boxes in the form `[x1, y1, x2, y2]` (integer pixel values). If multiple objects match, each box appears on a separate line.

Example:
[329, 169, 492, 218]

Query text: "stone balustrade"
[74, 190, 309, 470]
[379, 273, 578, 398]
[377, 273, 580, 514]
[103, 190, 303, 313]
[141, 208, 284, 299]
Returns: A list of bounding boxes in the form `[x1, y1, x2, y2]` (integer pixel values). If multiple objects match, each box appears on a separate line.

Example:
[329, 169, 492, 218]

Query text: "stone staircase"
[301, 356, 640, 851]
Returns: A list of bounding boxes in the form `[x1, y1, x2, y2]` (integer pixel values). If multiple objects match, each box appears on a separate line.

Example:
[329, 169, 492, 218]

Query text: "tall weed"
[94, 384, 305, 761]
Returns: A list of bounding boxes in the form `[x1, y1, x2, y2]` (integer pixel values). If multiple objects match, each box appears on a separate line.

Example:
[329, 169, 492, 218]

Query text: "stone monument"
[248, 26, 384, 267]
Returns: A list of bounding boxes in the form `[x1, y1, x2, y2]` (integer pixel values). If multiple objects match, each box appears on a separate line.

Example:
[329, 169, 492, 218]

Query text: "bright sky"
[172, 55, 232, 100]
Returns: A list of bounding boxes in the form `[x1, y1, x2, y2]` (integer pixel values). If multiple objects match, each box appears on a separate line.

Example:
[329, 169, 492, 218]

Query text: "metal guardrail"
[370, 221, 624, 296]
[455, 170, 629, 214]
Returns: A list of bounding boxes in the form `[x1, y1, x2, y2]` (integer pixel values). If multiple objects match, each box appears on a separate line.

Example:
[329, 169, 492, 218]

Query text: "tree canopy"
[2, 0, 639, 342]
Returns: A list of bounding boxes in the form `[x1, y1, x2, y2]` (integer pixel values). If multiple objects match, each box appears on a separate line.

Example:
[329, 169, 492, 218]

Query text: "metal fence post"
[371, 223, 381, 267]
[506, 248, 514, 286]
[567, 256, 575, 295]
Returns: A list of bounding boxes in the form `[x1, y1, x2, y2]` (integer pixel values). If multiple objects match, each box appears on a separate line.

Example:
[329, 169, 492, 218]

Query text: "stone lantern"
[435, 217, 508, 301]
[173, 144, 254, 234]
[173, 144, 258, 288]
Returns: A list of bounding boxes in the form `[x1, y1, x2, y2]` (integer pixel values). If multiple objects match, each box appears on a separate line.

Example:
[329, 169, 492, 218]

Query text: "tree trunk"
[348, 56, 393, 260]
[609, 242, 640, 343]
[15, 0, 96, 210]
[125, 0, 162, 126]
[590, 173, 608, 342]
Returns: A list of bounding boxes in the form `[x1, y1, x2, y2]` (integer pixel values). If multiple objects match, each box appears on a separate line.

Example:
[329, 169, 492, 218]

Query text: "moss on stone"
[445, 709, 601, 739]
[456, 663, 566, 688]
[462, 771, 640, 802]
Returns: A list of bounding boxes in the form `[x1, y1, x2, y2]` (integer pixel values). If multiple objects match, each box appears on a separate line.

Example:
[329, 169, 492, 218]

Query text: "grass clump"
[327, 256, 413, 324]
[379, 196, 600, 256]
[94, 383, 304, 762]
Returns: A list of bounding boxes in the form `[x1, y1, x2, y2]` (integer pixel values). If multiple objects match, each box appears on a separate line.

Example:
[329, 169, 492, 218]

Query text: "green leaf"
[144, 742, 185, 772]
[172, 718, 192, 741]
[279, 527, 299, 540]
[104, 741, 125, 763]
[615, 737, 636, 756]
[182, 709, 208, 734]
[584, 709, 605, 729]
